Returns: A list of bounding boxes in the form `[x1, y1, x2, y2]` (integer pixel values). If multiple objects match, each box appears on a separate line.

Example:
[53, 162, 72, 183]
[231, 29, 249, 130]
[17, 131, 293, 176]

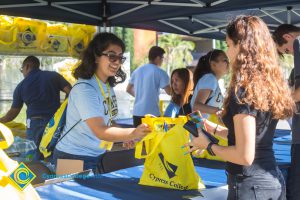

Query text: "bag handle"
[0, 123, 14, 150]
[135, 116, 187, 159]
[135, 116, 174, 159]
[135, 130, 166, 159]
[0, 26, 18, 46]
[0, 123, 17, 186]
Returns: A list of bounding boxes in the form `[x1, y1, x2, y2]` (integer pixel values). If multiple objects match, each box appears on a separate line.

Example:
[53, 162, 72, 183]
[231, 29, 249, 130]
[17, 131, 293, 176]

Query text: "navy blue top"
[12, 69, 71, 119]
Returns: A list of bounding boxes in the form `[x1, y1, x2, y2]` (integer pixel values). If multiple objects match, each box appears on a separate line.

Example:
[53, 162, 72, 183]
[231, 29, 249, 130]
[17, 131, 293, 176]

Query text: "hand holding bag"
[135, 116, 205, 190]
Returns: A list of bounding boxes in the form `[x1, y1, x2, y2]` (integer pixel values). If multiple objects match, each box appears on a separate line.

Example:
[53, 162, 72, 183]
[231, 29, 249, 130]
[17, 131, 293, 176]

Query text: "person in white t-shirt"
[127, 46, 171, 127]
[191, 49, 229, 119]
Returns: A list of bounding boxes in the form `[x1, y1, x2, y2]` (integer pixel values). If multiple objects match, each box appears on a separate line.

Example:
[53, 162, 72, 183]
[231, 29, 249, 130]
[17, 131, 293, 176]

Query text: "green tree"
[158, 34, 195, 75]
[215, 40, 227, 51]
[114, 27, 134, 70]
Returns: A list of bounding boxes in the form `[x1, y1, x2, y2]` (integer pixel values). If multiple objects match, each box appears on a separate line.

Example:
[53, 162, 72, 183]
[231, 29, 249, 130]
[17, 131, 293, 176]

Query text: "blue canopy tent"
[125, 3, 300, 39]
[0, 0, 300, 40]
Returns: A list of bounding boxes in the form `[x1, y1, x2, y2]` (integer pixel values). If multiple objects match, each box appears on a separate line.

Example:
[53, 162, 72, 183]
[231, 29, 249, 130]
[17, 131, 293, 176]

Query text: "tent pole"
[102, 0, 107, 31]
[287, 6, 292, 24]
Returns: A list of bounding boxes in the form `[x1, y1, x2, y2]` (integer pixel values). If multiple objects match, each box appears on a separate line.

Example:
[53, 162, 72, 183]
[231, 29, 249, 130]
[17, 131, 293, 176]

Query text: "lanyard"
[94, 75, 112, 123]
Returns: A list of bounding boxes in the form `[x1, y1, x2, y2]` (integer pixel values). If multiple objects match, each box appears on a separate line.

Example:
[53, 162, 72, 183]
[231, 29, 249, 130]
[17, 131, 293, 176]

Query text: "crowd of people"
[1, 15, 300, 200]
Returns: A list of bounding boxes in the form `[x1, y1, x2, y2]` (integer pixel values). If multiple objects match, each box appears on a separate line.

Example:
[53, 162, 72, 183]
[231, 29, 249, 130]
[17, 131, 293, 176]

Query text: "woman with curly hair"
[164, 68, 193, 117]
[185, 16, 295, 199]
[53, 33, 150, 172]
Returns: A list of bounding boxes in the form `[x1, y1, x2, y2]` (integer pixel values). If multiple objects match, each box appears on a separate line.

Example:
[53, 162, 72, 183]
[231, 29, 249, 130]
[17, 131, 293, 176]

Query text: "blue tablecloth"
[36, 165, 225, 200]
[115, 118, 134, 128]
[36, 131, 292, 200]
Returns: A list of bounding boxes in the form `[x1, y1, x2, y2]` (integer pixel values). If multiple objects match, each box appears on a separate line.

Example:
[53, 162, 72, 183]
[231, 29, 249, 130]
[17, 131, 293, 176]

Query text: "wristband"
[206, 142, 216, 156]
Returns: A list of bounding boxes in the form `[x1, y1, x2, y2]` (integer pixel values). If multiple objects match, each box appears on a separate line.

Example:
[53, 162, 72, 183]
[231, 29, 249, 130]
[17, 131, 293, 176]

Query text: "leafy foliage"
[114, 27, 134, 71]
[158, 34, 195, 75]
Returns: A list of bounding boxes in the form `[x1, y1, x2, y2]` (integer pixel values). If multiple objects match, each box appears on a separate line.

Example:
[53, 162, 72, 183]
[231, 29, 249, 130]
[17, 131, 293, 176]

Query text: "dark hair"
[73, 32, 126, 87]
[171, 68, 193, 106]
[148, 46, 165, 61]
[193, 49, 226, 89]
[23, 55, 40, 69]
[273, 24, 300, 46]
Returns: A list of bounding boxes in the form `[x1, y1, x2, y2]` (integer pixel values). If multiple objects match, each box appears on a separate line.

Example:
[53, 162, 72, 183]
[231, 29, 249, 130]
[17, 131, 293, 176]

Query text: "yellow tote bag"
[0, 123, 41, 200]
[14, 17, 47, 53]
[41, 23, 69, 55]
[194, 114, 227, 161]
[68, 24, 96, 58]
[0, 15, 18, 53]
[135, 116, 205, 190]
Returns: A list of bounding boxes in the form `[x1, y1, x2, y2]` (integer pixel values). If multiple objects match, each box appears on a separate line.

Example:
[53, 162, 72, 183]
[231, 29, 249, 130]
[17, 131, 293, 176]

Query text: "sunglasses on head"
[101, 52, 126, 64]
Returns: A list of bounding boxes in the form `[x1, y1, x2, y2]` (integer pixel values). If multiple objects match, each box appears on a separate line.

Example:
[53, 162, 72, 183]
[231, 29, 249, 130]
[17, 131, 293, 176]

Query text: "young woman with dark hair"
[164, 68, 193, 117]
[185, 16, 295, 199]
[191, 49, 229, 119]
[53, 32, 150, 172]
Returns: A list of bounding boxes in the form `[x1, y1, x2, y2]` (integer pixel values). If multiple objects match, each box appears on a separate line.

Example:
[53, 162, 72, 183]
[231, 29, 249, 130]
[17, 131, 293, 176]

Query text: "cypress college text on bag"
[135, 115, 205, 190]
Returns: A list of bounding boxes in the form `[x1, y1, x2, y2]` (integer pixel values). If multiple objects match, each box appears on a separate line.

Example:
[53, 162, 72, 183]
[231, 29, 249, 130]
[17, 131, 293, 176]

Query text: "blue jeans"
[53, 148, 101, 173]
[287, 144, 300, 200]
[26, 118, 49, 161]
[227, 167, 286, 200]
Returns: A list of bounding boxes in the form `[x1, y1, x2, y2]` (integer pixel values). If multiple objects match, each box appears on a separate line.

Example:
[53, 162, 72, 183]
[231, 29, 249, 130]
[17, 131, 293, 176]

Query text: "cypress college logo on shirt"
[103, 95, 118, 120]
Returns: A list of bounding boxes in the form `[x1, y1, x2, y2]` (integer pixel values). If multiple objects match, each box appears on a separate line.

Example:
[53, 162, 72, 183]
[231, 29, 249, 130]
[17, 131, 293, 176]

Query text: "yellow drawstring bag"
[193, 114, 228, 161]
[14, 17, 47, 53]
[68, 24, 96, 58]
[135, 115, 205, 190]
[0, 123, 40, 199]
[41, 23, 69, 56]
[0, 15, 18, 53]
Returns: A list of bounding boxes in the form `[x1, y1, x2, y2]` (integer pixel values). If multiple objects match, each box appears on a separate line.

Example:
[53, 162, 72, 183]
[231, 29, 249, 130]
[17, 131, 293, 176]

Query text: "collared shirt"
[12, 69, 71, 119]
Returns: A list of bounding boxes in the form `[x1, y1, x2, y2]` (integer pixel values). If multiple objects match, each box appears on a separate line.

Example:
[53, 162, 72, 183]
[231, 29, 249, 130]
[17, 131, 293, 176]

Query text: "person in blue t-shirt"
[54, 33, 150, 172]
[0, 56, 72, 160]
[164, 68, 193, 117]
[126, 46, 171, 127]
[191, 49, 229, 119]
